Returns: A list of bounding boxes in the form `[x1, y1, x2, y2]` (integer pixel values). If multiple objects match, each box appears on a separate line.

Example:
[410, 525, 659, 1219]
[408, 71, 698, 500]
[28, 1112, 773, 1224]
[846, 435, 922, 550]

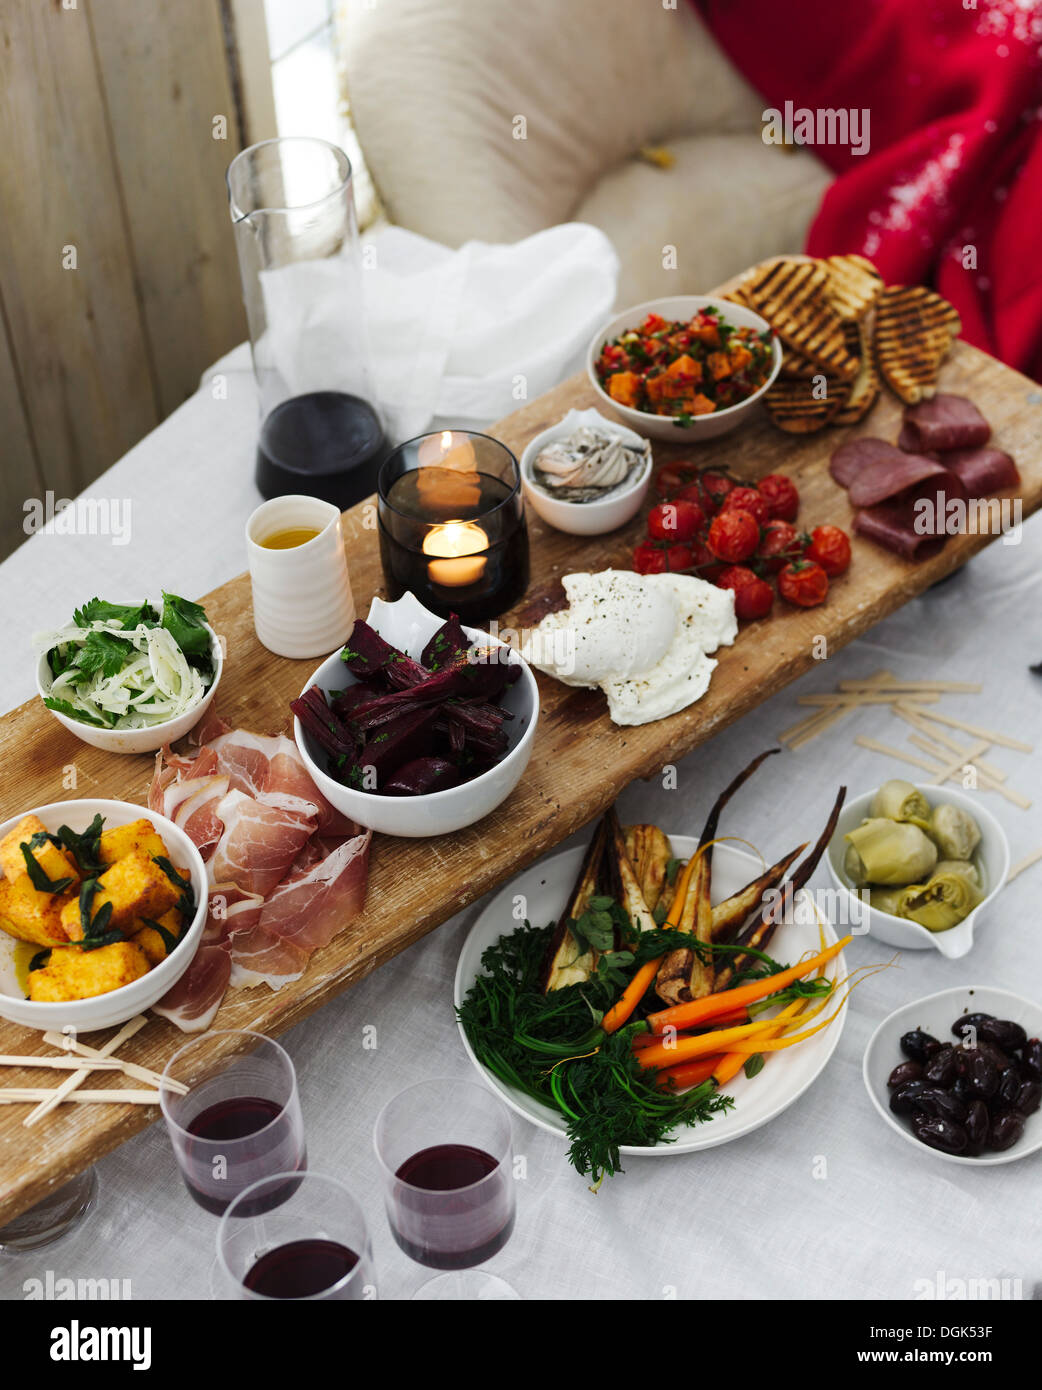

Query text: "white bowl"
[0, 799, 208, 1032]
[826, 784, 1009, 960]
[37, 621, 224, 755]
[519, 407, 652, 536]
[456, 838, 848, 1155]
[863, 985, 1042, 1166]
[585, 295, 783, 443]
[293, 592, 539, 837]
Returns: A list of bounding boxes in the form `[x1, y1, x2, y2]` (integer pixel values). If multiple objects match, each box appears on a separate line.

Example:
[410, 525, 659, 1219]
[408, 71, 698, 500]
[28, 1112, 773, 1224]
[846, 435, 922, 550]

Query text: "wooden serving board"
[0, 326, 1039, 1221]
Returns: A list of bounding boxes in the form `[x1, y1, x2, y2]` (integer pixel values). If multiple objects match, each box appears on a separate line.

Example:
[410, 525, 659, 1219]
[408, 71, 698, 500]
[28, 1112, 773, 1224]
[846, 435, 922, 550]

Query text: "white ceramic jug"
[246, 496, 355, 658]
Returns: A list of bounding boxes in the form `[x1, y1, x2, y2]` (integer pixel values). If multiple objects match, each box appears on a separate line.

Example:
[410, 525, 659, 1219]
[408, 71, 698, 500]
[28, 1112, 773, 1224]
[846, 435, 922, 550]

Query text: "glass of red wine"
[374, 1078, 518, 1300]
[160, 1031, 306, 1217]
[217, 1172, 375, 1301]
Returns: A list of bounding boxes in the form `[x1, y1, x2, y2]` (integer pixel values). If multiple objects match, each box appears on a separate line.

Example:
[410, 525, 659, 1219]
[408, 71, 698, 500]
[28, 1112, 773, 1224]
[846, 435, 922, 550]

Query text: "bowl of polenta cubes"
[0, 799, 207, 1031]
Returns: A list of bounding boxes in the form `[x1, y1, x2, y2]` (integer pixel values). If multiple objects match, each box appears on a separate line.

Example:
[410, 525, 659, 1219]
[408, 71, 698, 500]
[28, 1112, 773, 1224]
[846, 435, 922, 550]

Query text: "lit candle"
[416, 431, 481, 511]
[423, 520, 489, 587]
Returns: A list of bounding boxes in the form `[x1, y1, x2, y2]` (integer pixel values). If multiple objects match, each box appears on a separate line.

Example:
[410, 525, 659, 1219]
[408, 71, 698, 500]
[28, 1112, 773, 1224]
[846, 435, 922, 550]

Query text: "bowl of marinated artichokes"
[826, 781, 1010, 958]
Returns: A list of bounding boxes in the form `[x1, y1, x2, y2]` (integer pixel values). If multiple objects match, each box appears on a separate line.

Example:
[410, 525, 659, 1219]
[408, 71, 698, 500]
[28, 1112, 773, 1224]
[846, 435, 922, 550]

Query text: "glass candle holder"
[377, 431, 529, 624]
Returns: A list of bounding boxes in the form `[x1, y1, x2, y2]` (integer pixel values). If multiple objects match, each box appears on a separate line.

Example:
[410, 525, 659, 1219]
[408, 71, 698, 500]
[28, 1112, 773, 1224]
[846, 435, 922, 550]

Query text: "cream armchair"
[340, 0, 831, 305]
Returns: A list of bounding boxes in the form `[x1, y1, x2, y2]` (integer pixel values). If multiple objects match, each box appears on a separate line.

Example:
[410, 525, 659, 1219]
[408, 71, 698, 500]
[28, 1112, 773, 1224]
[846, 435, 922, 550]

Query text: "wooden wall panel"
[0, 305, 41, 561]
[0, 1, 160, 510]
[88, 0, 248, 417]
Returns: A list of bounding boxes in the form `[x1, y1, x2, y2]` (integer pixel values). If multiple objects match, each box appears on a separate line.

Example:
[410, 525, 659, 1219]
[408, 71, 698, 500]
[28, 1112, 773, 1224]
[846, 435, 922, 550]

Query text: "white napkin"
[238, 222, 619, 443]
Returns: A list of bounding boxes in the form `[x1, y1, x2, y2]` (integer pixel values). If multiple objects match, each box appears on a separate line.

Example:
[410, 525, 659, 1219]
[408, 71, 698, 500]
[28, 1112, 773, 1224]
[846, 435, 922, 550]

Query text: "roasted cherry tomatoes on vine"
[757, 473, 800, 522]
[719, 486, 769, 529]
[633, 540, 695, 575]
[778, 559, 829, 608]
[707, 508, 759, 563]
[805, 524, 852, 577]
[715, 565, 774, 621]
[646, 498, 705, 542]
[756, 519, 803, 574]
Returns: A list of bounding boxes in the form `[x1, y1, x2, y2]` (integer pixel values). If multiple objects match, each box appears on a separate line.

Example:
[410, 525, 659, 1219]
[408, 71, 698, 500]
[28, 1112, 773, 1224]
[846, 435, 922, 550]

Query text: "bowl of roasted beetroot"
[291, 591, 539, 837]
[863, 986, 1042, 1166]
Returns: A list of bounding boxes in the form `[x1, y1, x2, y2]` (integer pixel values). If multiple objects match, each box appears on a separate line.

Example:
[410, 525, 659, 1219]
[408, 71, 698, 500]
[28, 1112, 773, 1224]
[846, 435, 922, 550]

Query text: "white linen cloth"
[0, 324, 1040, 1300]
[222, 221, 619, 443]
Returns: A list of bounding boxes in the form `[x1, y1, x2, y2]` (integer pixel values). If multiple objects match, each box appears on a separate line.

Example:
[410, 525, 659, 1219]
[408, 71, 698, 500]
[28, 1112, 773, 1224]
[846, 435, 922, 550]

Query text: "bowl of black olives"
[863, 987, 1042, 1165]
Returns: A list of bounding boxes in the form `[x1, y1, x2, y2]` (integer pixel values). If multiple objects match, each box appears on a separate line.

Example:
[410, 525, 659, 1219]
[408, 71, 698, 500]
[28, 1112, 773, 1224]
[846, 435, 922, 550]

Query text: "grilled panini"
[744, 258, 858, 380]
[874, 284, 961, 404]
[834, 318, 881, 425]
[824, 253, 884, 321]
[764, 373, 848, 433]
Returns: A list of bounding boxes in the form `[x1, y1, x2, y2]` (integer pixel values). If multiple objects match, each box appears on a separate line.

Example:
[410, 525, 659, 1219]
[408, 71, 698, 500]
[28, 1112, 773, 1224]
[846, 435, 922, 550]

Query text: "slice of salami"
[846, 448, 952, 509]
[901, 394, 991, 452]
[830, 437, 900, 488]
[941, 446, 1020, 498]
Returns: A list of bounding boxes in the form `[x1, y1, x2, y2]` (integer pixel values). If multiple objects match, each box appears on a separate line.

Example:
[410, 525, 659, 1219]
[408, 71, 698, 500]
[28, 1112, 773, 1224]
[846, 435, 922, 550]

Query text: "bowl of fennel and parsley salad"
[35, 593, 223, 754]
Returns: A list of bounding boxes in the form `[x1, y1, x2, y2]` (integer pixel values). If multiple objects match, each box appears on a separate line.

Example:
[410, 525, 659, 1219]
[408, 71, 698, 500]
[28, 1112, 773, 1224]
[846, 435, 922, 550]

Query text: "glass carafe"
[227, 137, 385, 509]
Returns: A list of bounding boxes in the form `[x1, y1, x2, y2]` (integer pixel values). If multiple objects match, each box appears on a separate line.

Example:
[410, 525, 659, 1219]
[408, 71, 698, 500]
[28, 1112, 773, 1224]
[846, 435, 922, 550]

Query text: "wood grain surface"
[0, 331, 1037, 1222]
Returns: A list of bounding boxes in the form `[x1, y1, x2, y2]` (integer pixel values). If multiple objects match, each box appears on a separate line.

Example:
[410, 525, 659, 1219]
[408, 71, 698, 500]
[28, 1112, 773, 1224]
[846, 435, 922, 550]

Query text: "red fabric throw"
[694, 0, 1042, 381]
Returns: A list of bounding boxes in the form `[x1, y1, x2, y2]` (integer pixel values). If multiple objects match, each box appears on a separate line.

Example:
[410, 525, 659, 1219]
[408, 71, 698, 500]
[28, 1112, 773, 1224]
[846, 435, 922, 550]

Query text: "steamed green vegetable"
[36, 593, 215, 730]
[844, 818, 938, 887]
[929, 802, 982, 861]
[870, 779, 931, 826]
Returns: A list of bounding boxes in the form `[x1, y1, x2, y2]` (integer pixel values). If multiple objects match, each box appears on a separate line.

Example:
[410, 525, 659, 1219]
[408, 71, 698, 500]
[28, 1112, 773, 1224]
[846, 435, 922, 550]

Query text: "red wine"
[183, 1096, 306, 1216]
[392, 1143, 514, 1269]
[396, 1143, 499, 1190]
[244, 1239, 360, 1300]
[257, 391, 385, 510]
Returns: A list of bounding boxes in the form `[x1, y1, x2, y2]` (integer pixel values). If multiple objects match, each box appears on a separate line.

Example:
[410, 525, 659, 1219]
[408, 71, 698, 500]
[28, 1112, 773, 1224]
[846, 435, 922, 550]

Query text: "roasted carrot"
[645, 935, 851, 1036]
[602, 851, 701, 1034]
[635, 1018, 789, 1071]
[654, 1055, 722, 1091]
[631, 1004, 748, 1048]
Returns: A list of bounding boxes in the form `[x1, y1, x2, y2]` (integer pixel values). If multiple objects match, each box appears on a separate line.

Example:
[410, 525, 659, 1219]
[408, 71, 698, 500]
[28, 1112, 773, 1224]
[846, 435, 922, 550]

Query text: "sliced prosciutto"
[227, 928, 311, 990]
[209, 789, 315, 897]
[152, 945, 232, 1033]
[900, 394, 991, 453]
[149, 719, 372, 1031]
[257, 830, 372, 950]
[845, 445, 956, 510]
[940, 447, 1020, 498]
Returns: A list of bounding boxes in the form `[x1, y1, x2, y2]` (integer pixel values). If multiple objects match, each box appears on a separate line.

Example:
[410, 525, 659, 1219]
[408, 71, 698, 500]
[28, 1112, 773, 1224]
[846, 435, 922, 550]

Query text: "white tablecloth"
[1, 367, 1040, 1302]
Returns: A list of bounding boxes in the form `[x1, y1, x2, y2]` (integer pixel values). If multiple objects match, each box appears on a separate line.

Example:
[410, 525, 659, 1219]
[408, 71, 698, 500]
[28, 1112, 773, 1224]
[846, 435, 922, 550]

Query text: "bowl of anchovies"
[519, 407, 653, 536]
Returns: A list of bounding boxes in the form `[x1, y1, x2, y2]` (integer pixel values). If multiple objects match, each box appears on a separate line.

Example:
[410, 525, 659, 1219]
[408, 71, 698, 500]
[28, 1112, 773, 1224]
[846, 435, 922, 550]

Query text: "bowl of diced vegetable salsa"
[586, 295, 782, 442]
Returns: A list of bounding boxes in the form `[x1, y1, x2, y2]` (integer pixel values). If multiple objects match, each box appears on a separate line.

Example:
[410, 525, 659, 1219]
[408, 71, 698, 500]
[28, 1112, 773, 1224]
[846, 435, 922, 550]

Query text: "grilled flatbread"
[875, 285, 961, 404]
[834, 319, 880, 425]
[824, 254, 885, 321]
[763, 372, 849, 433]
[779, 351, 819, 381]
[744, 259, 858, 380]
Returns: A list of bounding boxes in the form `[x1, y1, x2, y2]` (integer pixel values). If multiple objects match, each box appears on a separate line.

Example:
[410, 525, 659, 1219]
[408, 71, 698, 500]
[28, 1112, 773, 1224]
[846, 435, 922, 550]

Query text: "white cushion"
[341, 0, 768, 245]
[575, 135, 832, 305]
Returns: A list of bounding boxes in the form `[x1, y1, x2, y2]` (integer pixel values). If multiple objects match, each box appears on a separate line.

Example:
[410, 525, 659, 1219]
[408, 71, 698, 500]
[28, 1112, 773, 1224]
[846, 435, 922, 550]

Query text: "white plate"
[863, 985, 1042, 1166]
[454, 837, 846, 1156]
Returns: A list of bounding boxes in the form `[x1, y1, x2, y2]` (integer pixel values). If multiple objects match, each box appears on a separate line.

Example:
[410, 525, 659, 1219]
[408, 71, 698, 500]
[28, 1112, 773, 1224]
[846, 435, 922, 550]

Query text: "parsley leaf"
[161, 591, 210, 656]
[72, 630, 134, 679]
[73, 598, 157, 628]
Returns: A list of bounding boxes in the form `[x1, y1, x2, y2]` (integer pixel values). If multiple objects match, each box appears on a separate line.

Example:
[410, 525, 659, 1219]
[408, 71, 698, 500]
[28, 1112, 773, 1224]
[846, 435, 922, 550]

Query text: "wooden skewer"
[903, 738, 1032, 810]
[0, 1055, 122, 1071]
[786, 705, 850, 749]
[1, 1089, 166, 1106]
[837, 680, 982, 693]
[796, 692, 939, 708]
[42, 1030, 187, 1095]
[893, 705, 1009, 783]
[913, 707, 1034, 753]
[1009, 846, 1042, 883]
[24, 1016, 148, 1128]
[854, 736, 948, 776]
[779, 670, 900, 744]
